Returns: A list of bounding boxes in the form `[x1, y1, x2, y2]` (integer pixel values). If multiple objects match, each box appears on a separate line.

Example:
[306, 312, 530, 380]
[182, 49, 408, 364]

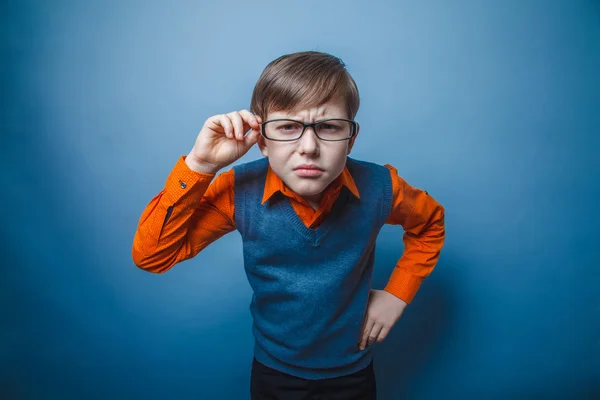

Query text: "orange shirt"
[132, 156, 445, 304]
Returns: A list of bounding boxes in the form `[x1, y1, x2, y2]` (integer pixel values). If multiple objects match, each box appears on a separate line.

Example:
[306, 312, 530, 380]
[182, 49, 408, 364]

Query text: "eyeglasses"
[261, 118, 358, 142]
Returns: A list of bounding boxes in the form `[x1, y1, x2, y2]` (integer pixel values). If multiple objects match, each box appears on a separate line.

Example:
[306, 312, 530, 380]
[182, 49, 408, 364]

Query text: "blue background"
[2, 0, 599, 398]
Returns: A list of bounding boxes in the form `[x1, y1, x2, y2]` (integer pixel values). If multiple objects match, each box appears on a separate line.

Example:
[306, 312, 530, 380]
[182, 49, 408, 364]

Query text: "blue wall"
[2, 0, 599, 398]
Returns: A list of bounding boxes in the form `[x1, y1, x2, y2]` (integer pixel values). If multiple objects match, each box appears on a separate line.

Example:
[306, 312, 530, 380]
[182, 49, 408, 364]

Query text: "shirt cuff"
[383, 268, 424, 304]
[164, 156, 216, 205]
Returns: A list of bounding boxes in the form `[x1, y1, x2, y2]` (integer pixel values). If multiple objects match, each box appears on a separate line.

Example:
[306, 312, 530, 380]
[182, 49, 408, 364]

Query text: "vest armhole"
[233, 164, 245, 239]
[349, 157, 393, 226]
[381, 166, 393, 225]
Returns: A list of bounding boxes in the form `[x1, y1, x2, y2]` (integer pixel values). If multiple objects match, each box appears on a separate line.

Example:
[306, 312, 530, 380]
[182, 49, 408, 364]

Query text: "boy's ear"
[258, 134, 268, 157]
[347, 123, 360, 155]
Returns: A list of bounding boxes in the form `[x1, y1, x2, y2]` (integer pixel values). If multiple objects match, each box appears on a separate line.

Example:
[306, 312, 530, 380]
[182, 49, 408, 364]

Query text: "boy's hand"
[186, 110, 262, 174]
[358, 290, 407, 350]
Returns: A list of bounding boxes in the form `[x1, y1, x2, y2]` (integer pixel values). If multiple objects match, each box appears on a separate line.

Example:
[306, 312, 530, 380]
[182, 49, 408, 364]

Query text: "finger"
[217, 114, 234, 139]
[206, 114, 224, 134]
[239, 109, 260, 131]
[359, 318, 375, 350]
[376, 326, 390, 343]
[227, 112, 245, 140]
[368, 324, 384, 346]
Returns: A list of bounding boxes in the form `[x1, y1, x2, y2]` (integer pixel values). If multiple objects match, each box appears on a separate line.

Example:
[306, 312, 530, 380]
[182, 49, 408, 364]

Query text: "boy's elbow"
[131, 245, 173, 274]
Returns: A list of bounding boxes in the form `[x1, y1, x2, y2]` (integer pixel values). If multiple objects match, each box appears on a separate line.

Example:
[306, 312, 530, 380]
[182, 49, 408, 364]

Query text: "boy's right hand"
[185, 109, 263, 174]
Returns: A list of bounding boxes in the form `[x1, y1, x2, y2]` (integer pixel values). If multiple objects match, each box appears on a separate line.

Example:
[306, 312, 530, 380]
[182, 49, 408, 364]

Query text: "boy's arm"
[131, 156, 236, 273]
[383, 165, 446, 304]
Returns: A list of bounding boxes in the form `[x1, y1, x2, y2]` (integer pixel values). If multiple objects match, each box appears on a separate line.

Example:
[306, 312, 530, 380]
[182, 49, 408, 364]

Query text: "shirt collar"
[261, 163, 360, 205]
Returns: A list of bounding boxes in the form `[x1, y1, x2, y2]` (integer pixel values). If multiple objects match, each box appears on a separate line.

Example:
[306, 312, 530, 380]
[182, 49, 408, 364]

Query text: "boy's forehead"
[276, 105, 328, 118]
[267, 99, 345, 120]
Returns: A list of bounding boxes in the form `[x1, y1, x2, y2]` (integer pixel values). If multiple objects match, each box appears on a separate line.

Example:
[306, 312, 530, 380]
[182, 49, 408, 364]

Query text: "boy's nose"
[298, 127, 320, 155]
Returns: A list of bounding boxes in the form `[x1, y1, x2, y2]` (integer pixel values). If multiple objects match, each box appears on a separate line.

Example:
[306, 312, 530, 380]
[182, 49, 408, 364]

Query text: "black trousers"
[250, 358, 377, 400]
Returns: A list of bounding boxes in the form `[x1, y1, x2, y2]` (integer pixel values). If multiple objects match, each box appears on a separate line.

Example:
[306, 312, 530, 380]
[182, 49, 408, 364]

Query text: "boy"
[132, 51, 445, 399]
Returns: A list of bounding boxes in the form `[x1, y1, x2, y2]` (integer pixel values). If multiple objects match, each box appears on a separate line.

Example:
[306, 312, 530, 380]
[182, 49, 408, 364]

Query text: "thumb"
[243, 128, 260, 149]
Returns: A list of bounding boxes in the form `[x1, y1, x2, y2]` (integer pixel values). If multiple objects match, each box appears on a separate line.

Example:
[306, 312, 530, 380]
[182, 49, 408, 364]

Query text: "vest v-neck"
[273, 187, 353, 247]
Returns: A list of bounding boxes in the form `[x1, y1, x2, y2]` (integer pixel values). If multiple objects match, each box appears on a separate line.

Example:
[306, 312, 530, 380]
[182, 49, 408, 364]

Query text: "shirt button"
[179, 181, 187, 189]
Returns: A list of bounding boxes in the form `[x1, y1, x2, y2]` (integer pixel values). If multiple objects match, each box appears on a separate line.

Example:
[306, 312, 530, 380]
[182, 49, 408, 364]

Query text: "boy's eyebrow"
[284, 116, 342, 123]
[284, 107, 331, 120]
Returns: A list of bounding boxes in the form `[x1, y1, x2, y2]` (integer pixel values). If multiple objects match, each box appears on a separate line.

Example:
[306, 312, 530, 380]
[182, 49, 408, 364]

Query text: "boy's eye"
[275, 122, 302, 132]
[317, 122, 345, 133]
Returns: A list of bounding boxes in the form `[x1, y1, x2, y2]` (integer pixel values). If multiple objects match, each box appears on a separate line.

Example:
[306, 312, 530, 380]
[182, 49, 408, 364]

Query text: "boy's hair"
[250, 51, 360, 120]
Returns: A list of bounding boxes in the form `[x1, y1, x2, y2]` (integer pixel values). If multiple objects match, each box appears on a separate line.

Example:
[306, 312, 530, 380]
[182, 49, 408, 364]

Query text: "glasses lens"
[264, 120, 304, 140]
[263, 119, 354, 141]
[315, 119, 353, 140]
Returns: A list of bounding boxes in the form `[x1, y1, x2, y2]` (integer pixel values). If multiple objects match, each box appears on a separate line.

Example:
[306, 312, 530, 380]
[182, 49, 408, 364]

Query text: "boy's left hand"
[358, 289, 407, 350]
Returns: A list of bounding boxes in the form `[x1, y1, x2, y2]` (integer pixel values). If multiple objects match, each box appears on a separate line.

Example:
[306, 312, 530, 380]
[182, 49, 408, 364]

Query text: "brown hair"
[250, 51, 360, 120]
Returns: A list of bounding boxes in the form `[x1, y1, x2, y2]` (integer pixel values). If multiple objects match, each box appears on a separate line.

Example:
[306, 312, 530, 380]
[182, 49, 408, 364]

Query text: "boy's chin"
[288, 182, 327, 199]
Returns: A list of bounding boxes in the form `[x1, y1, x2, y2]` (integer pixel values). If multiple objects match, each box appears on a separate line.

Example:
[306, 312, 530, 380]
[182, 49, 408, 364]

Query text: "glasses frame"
[260, 118, 358, 142]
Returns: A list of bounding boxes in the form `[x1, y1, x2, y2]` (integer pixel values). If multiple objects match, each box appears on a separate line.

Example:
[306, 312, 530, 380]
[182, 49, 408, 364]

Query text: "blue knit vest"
[233, 157, 393, 379]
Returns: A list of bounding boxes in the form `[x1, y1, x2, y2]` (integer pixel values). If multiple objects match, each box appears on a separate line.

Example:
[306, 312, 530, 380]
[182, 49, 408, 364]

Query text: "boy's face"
[258, 96, 359, 206]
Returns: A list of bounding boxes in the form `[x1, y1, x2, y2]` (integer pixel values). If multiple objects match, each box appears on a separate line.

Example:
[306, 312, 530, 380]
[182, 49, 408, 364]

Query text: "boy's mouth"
[294, 164, 324, 178]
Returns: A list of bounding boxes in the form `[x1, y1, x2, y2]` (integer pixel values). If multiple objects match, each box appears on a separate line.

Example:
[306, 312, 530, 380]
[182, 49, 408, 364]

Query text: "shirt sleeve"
[382, 164, 446, 304]
[131, 156, 236, 273]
